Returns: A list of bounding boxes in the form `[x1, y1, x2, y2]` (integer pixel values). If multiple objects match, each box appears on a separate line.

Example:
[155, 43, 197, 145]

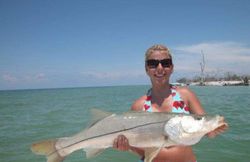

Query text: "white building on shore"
[189, 80, 249, 86]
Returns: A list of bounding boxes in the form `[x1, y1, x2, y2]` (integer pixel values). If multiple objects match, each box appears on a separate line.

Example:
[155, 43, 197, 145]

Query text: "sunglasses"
[146, 59, 172, 68]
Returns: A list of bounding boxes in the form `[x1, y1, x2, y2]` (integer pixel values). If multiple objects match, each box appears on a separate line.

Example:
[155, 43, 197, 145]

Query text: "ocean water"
[0, 85, 249, 162]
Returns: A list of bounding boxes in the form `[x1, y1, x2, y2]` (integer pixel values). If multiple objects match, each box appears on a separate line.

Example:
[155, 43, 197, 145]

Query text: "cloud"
[36, 73, 46, 80]
[2, 74, 18, 83]
[77, 70, 149, 86]
[173, 41, 250, 75]
[175, 41, 250, 62]
[2, 73, 47, 83]
[80, 70, 146, 80]
[24, 73, 47, 82]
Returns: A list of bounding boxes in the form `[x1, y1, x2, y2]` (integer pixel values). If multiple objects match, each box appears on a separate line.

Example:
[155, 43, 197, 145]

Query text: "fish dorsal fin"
[88, 108, 113, 127]
[144, 147, 162, 162]
[83, 148, 105, 159]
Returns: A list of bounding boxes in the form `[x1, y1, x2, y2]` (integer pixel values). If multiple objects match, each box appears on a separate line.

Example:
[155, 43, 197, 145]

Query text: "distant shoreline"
[189, 80, 250, 86]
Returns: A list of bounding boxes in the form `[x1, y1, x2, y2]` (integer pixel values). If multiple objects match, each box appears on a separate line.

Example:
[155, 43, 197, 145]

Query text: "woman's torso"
[140, 86, 196, 162]
[143, 86, 190, 113]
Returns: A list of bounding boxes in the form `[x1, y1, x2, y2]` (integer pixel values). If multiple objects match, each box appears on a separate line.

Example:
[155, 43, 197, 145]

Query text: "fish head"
[164, 114, 226, 146]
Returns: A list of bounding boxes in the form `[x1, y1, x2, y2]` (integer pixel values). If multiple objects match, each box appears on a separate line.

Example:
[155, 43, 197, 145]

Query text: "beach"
[0, 85, 250, 162]
[189, 80, 250, 86]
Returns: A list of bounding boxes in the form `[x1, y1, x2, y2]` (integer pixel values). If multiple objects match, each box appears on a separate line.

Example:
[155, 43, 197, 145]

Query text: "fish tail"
[31, 139, 65, 162]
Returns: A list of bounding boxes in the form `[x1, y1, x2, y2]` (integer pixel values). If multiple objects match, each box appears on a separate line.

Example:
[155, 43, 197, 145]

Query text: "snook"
[31, 109, 226, 162]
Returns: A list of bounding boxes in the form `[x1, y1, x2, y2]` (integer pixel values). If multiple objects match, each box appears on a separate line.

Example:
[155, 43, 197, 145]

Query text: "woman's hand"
[207, 122, 228, 138]
[113, 135, 130, 151]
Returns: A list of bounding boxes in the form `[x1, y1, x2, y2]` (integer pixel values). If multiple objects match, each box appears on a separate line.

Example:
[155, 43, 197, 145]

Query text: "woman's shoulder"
[173, 86, 197, 103]
[131, 95, 147, 111]
[174, 86, 193, 96]
[174, 86, 205, 114]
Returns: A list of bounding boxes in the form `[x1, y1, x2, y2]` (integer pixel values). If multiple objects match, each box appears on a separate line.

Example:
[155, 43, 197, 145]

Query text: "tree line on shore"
[177, 73, 250, 84]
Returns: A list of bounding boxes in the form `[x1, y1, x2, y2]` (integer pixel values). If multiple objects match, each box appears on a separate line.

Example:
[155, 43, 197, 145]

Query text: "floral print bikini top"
[143, 86, 190, 114]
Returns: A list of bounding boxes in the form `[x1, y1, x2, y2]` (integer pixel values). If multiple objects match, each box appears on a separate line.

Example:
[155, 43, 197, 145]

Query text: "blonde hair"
[145, 44, 172, 61]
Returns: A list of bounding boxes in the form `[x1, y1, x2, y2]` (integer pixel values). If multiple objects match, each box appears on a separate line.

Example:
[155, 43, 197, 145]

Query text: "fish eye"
[195, 116, 202, 120]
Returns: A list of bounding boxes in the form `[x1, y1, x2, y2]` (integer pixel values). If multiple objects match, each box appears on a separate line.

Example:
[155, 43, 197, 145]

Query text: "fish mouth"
[216, 116, 228, 129]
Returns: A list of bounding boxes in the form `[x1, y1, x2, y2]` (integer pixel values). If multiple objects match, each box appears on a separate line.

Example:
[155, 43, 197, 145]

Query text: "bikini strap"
[171, 86, 190, 114]
[143, 86, 190, 113]
[143, 89, 152, 111]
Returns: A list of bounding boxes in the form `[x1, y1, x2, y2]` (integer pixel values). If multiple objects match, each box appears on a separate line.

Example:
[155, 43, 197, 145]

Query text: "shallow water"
[0, 85, 249, 162]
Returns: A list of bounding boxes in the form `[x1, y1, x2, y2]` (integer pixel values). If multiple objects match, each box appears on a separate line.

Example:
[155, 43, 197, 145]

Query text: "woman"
[113, 44, 227, 162]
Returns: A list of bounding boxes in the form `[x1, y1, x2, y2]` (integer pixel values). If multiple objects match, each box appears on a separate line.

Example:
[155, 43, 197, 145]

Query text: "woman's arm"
[113, 134, 145, 156]
[113, 97, 146, 157]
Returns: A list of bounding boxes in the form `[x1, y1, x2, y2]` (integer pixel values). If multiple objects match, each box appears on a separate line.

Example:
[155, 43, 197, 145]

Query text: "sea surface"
[0, 85, 249, 162]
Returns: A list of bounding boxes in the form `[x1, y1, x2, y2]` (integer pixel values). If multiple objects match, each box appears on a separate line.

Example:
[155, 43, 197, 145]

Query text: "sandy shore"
[189, 80, 249, 86]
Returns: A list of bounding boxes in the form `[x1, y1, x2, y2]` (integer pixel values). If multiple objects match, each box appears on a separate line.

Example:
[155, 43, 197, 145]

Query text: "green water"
[0, 85, 249, 162]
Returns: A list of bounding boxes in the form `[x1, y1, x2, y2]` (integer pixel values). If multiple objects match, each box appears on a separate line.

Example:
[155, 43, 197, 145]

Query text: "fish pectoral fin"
[31, 139, 65, 162]
[144, 147, 162, 162]
[83, 148, 105, 159]
[88, 109, 114, 127]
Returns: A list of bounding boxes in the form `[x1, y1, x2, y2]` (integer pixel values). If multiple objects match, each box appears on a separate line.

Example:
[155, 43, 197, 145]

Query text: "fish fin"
[89, 108, 113, 127]
[144, 147, 162, 162]
[31, 139, 65, 162]
[164, 139, 177, 148]
[83, 148, 105, 159]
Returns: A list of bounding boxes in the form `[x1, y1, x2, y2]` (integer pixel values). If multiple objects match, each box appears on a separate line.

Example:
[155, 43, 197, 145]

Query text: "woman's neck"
[151, 83, 172, 101]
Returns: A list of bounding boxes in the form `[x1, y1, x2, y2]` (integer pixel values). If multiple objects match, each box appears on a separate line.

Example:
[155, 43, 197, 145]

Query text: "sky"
[1, 0, 250, 90]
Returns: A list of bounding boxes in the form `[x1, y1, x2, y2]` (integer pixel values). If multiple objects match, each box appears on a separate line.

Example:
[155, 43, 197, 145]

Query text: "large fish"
[31, 109, 226, 162]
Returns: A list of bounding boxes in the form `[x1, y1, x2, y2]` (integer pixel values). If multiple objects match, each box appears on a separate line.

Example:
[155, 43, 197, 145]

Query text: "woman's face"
[145, 50, 173, 86]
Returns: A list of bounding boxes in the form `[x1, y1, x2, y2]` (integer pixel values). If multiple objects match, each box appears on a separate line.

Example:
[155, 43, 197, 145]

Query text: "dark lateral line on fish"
[49, 120, 167, 156]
